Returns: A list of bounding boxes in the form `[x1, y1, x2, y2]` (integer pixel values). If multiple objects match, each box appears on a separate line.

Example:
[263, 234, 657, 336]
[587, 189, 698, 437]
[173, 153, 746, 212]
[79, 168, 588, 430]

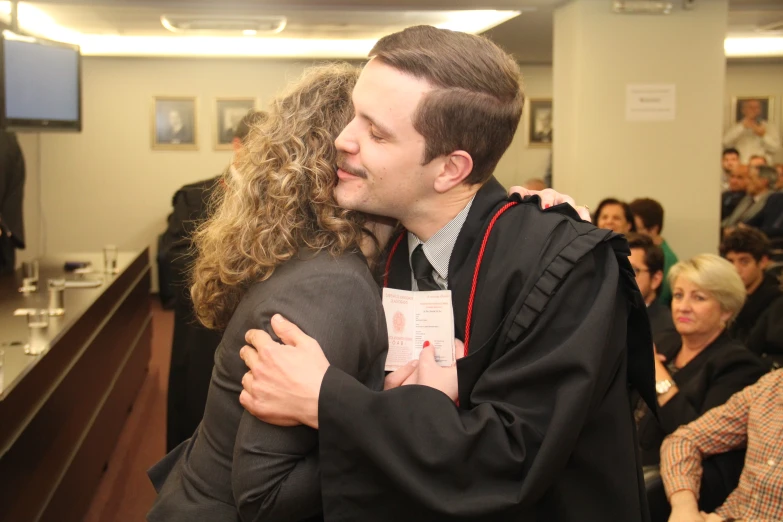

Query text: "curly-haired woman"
[147, 63, 390, 522]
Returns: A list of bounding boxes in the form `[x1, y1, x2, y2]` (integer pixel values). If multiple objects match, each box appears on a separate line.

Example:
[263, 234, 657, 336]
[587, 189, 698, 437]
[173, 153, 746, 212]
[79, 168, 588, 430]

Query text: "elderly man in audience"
[631, 198, 678, 305]
[721, 165, 748, 221]
[635, 254, 766, 469]
[627, 233, 679, 356]
[744, 171, 783, 242]
[661, 369, 782, 522]
[720, 228, 782, 345]
[720, 148, 740, 191]
[595, 197, 635, 234]
[722, 98, 781, 164]
[722, 163, 777, 232]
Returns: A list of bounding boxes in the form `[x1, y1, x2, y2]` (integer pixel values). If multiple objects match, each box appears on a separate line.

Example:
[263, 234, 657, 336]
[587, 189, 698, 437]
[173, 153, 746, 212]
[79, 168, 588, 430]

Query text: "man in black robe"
[237, 26, 656, 521]
[0, 131, 26, 274]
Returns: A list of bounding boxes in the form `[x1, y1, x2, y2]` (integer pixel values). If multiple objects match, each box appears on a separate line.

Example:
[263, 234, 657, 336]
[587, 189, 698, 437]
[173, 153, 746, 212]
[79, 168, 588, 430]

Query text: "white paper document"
[382, 288, 456, 372]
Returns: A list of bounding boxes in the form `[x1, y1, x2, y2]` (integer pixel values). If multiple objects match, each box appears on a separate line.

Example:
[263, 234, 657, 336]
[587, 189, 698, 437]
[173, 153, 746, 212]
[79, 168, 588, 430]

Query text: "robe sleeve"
[232, 263, 385, 522]
[318, 243, 629, 517]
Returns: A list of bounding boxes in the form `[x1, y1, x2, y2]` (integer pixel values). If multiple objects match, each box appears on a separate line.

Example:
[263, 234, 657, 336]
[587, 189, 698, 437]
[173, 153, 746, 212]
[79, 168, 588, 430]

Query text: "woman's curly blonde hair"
[190, 63, 366, 330]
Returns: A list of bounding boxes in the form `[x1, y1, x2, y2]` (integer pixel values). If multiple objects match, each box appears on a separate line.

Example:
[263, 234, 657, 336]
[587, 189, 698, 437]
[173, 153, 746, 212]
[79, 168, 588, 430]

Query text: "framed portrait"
[730, 96, 775, 126]
[214, 97, 257, 150]
[527, 98, 553, 147]
[151, 96, 198, 150]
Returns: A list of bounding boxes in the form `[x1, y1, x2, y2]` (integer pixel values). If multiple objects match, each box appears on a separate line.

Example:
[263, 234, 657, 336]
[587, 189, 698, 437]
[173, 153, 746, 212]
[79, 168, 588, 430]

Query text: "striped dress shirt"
[660, 369, 783, 521]
[407, 198, 474, 291]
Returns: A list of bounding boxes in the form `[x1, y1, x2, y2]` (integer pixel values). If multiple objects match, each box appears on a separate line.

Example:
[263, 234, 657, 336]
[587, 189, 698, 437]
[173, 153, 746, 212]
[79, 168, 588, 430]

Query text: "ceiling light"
[242, 29, 257, 36]
[613, 1, 674, 14]
[436, 10, 522, 33]
[724, 36, 783, 58]
[160, 15, 286, 35]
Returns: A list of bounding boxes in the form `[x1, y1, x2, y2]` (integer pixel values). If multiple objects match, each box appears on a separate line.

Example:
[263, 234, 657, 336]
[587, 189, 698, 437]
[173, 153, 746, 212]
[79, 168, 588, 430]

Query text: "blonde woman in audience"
[635, 254, 767, 468]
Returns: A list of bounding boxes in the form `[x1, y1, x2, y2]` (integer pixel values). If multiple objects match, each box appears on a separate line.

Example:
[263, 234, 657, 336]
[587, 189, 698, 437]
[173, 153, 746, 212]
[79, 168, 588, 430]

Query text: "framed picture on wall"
[214, 97, 257, 150]
[730, 95, 775, 126]
[151, 96, 198, 150]
[527, 98, 553, 147]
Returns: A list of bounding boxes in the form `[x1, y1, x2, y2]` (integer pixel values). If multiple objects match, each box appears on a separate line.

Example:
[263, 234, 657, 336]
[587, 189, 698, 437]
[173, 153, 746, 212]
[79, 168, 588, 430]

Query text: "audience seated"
[720, 228, 782, 344]
[661, 370, 783, 522]
[720, 147, 740, 191]
[722, 162, 776, 231]
[720, 164, 748, 221]
[595, 197, 636, 234]
[627, 233, 679, 356]
[747, 293, 783, 370]
[630, 198, 678, 305]
[635, 254, 766, 468]
[775, 163, 783, 190]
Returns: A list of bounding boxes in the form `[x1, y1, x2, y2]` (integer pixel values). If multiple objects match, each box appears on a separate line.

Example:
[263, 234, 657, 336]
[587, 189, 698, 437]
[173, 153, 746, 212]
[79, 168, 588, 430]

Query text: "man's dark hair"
[629, 198, 664, 234]
[722, 148, 739, 157]
[369, 25, 524, 185]
[719, 228, 771, 262]
[233, 110, 268, 142]
[626, 233, 664, 285]
[594, 198, 636, 232]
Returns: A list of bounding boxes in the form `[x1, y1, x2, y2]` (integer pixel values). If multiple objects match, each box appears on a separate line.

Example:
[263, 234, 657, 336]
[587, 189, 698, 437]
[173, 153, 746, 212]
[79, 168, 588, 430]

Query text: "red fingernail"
[423, 340, 430, 348]
[545, 204, 551, 209]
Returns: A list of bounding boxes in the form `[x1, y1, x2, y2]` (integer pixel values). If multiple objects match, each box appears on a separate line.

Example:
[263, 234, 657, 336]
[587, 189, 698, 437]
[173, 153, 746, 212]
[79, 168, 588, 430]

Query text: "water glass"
[48, 278, 66, 316]
[22, 259, 39, 284]
[26, 310, 50, 355]
[103, 245, 119, 275]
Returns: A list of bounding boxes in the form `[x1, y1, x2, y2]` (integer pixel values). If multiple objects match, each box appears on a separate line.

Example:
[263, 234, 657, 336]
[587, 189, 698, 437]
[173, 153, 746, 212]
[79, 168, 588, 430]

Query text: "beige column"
[553, 0, 728, 259]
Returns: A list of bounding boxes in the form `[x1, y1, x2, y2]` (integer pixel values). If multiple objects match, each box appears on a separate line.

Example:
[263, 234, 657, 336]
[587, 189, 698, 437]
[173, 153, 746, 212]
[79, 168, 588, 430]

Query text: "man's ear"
[759, 255, 770, 270]
[433, 151, 473, 193]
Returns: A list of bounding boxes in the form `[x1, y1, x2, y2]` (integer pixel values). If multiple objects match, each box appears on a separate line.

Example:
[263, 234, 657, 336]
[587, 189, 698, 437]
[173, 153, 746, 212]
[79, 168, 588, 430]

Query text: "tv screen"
[0, 31, 81, 131]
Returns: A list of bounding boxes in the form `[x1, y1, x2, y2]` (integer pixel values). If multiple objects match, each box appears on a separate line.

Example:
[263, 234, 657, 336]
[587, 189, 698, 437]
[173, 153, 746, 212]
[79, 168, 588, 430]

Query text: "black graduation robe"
[0, 131, 26, 274]
[316, 178, 656, 521]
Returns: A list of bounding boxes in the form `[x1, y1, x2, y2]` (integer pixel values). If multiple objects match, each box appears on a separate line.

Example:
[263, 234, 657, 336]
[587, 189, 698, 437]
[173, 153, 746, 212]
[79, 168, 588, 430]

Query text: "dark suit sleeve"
[657, 353, 766, 435]
[232, 263, 384, 522]
[318, 245, 628, 517]
[746, 306, 771, 358]
[0, 132, 26, 247]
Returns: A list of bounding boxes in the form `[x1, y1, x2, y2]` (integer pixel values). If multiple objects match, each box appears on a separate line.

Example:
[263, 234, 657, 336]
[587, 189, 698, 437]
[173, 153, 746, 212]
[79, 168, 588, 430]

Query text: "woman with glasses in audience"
[595, 197, 636, 234]
[635, 254, 767, 469]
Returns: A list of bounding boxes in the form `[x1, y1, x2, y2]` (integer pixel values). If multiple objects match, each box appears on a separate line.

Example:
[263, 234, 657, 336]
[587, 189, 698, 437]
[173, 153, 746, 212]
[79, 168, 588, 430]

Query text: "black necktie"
[411, 245, 440, 291]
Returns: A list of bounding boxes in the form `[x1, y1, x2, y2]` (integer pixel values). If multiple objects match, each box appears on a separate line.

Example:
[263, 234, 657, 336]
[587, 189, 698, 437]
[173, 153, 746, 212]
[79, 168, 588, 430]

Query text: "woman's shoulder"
[707, 334, 766, 371]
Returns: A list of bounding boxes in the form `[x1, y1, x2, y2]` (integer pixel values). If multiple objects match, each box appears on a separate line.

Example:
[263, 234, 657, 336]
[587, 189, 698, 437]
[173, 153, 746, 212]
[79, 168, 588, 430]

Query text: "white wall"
[15, 56, 783, 287]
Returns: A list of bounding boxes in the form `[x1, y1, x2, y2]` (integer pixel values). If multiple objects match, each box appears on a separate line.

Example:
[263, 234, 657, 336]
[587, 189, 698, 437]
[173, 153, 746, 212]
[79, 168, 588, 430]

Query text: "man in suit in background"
[721, 164, 748, 221]
[722, 163, 776, 232]
[0, 131, 25, 274]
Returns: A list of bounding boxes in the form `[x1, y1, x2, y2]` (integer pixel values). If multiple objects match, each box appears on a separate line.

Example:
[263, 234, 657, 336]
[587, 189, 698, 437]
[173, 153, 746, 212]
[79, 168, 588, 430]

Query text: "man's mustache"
[336, 153, 368, 179]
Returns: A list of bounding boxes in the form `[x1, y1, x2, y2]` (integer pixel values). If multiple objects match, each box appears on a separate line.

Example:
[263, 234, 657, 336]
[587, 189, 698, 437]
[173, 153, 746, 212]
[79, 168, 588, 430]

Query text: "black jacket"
[637, 332, 767, 466]
[647, 301, 679, 358]
[747, 295, 783, 369]
[745, 191, 783, 240]
[728, 272, 782, 345]
[0, 131, 25, 274]
[317, 178, 656, 522]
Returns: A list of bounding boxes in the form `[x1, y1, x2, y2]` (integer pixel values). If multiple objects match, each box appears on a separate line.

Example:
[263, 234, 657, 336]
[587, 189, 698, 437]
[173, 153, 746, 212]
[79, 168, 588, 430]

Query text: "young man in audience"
[722, 98, 781, 164]
[721, 165, 748, 221]
[630, 198, 678, 305]
[720, 148, 740, 191]
[660, 369, 782, 522]
[627, 233, 679, 356]
[722, 162, 776, 232]
[720, 228, 781, 344]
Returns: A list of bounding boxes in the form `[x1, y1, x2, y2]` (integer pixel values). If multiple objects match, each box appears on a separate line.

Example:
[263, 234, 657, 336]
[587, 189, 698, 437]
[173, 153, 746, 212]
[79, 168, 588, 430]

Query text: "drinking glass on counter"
[103, 245, 119, 275]
[26, 310, 50, 355]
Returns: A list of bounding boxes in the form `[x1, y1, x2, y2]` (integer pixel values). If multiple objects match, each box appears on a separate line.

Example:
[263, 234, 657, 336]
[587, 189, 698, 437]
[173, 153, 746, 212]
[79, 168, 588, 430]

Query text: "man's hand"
[668, 491, 708, 522]
[508, 186, 591, 222]
[239, 314, 329, 429]
[700, 513, 724, 522]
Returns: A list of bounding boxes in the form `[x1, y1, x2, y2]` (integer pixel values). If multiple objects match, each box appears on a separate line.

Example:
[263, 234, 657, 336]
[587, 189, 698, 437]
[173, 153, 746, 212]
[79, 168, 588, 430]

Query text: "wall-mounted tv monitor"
[0, 31, 82, 131]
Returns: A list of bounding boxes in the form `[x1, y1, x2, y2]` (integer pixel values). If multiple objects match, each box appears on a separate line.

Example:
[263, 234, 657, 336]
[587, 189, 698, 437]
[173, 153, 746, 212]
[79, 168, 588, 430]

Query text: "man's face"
[629, 248, 661, 305]
[725, 251, 766, 291]
[741, 100, 762, 120]
[777, 164, 783, 190]
[334, 59, 440, 220]
[746, 168, 769, 195]
[168, 110, 183, 129]
[728, 169, 748, 192]
[722, 152, 739, 174]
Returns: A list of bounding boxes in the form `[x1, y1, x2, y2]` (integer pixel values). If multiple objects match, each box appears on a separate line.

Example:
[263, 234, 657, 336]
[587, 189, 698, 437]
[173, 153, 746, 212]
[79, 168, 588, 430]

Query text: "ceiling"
[9, 0, 783, 61]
